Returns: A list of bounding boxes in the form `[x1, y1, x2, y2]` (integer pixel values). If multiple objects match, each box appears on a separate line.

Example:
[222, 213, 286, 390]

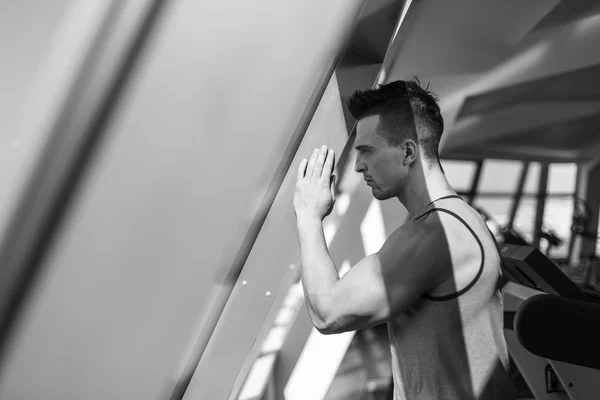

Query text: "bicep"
[323, 224, 450, 333]
[324, 254, 390, 331]
[377, 227, 449, 313]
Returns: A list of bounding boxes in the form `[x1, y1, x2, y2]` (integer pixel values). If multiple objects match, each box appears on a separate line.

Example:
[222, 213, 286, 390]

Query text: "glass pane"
[472, 197, 512, 226]
[441, 159, 476, 191]
[513, 198, 537, 243]
[523, 162, 541, 194]
[472, 197, 513, 242]
[542, 197, 574, 259]
[548, 163, 577, 194]
[478, 160, 522, 193]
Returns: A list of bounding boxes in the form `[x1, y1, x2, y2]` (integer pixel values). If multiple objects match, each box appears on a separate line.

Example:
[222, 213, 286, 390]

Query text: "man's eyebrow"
[354, 144, 373, 150]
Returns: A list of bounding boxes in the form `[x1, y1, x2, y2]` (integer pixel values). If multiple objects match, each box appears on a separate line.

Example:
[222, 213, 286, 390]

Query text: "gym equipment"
[502, 244, 600, 400]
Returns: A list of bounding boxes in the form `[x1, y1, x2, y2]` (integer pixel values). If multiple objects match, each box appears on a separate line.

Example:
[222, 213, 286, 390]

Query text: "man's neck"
[398, 162, 456, 218]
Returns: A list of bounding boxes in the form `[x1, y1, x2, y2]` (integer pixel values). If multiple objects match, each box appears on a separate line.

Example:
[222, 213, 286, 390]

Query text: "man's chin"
[371, 188, 392, 201]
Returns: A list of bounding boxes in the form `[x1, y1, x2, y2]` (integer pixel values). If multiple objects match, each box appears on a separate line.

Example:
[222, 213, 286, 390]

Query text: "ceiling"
[352, 0, 600, 163]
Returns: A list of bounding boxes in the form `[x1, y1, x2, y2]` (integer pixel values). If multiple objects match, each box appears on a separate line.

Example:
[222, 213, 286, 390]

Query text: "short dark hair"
[347, 79, 444, 162]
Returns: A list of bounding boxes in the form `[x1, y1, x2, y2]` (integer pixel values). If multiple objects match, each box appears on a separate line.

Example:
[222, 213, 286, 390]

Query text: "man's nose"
[354, 155, 364, 173]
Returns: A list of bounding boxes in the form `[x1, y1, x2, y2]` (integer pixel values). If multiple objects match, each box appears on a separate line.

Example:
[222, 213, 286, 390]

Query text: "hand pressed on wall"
[294, 145, 336, 221]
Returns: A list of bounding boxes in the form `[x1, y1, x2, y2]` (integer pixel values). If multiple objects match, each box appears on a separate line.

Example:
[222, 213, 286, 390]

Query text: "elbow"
[317, 327, 336, 335]
[307, 293, 347, 334]
[309, 314, 336, 335]
[315, 322, 337, 335]
[313, 314, 346, 335]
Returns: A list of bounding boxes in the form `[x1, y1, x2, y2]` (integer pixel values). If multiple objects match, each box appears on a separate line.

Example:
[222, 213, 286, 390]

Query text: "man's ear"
[403, 139, 418, 165]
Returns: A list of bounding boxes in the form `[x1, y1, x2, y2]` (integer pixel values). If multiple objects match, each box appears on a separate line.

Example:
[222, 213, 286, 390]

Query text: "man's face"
[354, 114, 407, 200]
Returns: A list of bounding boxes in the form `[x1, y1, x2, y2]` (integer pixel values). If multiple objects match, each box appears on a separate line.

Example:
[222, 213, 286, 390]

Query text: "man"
[293, 80, 516, 399]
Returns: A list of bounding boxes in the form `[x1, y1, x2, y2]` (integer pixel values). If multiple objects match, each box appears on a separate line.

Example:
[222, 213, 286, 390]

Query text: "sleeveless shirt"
[387, 195, 517, 399]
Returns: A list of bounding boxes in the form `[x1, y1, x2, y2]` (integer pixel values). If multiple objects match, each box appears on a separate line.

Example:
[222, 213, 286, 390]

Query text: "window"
[542, 197, 574, 259]
[523, 162, 541, 194]
[478, 160, 523, 193]
[472, 198, 512, 227]
[466, 159, 577, 260]
[440, 159, 477, 192]
[513, 198, 537, 243]
[472, 197, 513, 242]
[548, 163, 577, 194]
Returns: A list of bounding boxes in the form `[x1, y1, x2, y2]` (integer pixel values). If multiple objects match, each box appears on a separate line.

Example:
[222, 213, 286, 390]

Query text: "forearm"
[296, 216, 339, 327]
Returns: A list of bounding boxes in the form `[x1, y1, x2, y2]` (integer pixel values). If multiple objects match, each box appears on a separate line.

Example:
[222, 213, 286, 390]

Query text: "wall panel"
[0, 0, 366, 399]
[183, 72, 351, 399]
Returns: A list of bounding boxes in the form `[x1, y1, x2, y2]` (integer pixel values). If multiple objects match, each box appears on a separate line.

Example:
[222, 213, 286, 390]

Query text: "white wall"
[0, 0, 71, 135]
[0, 0, 366, 399]
[0, 0, 72, 247]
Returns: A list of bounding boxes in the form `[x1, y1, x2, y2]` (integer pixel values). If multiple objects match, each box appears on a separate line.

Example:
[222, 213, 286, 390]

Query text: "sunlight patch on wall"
[388, 0, 415, 62]
[236, 279, 304, 400]
[323, 219, 339, 247]
[573, 13, 600, 37]
[334, 192, 351, 216]
[237, 353, 277, 400]
[284, 328, 355, 400]
[360, 199, 386, 255]
[339, 259, 352, 277]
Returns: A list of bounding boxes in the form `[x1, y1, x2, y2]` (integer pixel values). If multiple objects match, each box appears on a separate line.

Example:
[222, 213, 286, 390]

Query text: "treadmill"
[501, 244, 600, 400]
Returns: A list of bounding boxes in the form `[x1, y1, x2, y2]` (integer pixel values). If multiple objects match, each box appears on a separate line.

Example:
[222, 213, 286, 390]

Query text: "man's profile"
[293, 80, 516, 399]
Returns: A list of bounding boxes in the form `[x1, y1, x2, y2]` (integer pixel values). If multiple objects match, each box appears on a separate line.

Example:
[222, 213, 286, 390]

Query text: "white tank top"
[387, 196, 517, 399]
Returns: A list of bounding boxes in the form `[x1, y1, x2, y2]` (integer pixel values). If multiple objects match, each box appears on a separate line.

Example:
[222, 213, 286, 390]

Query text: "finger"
[313, 145, 328, 178]
[322, 148, 335, 179]
[306, 148, 319, 177]
[297, 158, 308, 181]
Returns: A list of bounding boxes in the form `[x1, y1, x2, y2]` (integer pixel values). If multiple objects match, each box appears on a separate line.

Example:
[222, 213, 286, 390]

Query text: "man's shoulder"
[389, 205, 487, 252]
[379, 215, 455, 290]
[384, 217, 445, 251]
[397, 212, 447, 236]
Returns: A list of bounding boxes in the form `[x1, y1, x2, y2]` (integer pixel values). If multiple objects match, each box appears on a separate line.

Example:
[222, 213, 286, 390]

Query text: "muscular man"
[293, 80, 516, 399]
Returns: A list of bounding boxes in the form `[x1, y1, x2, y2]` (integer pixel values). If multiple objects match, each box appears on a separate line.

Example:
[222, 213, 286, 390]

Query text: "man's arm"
[293, 145, 450, 334]
[293, 145, 340, 330]
[296, 216, 339, 331]
[298, 216, 450, 334]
